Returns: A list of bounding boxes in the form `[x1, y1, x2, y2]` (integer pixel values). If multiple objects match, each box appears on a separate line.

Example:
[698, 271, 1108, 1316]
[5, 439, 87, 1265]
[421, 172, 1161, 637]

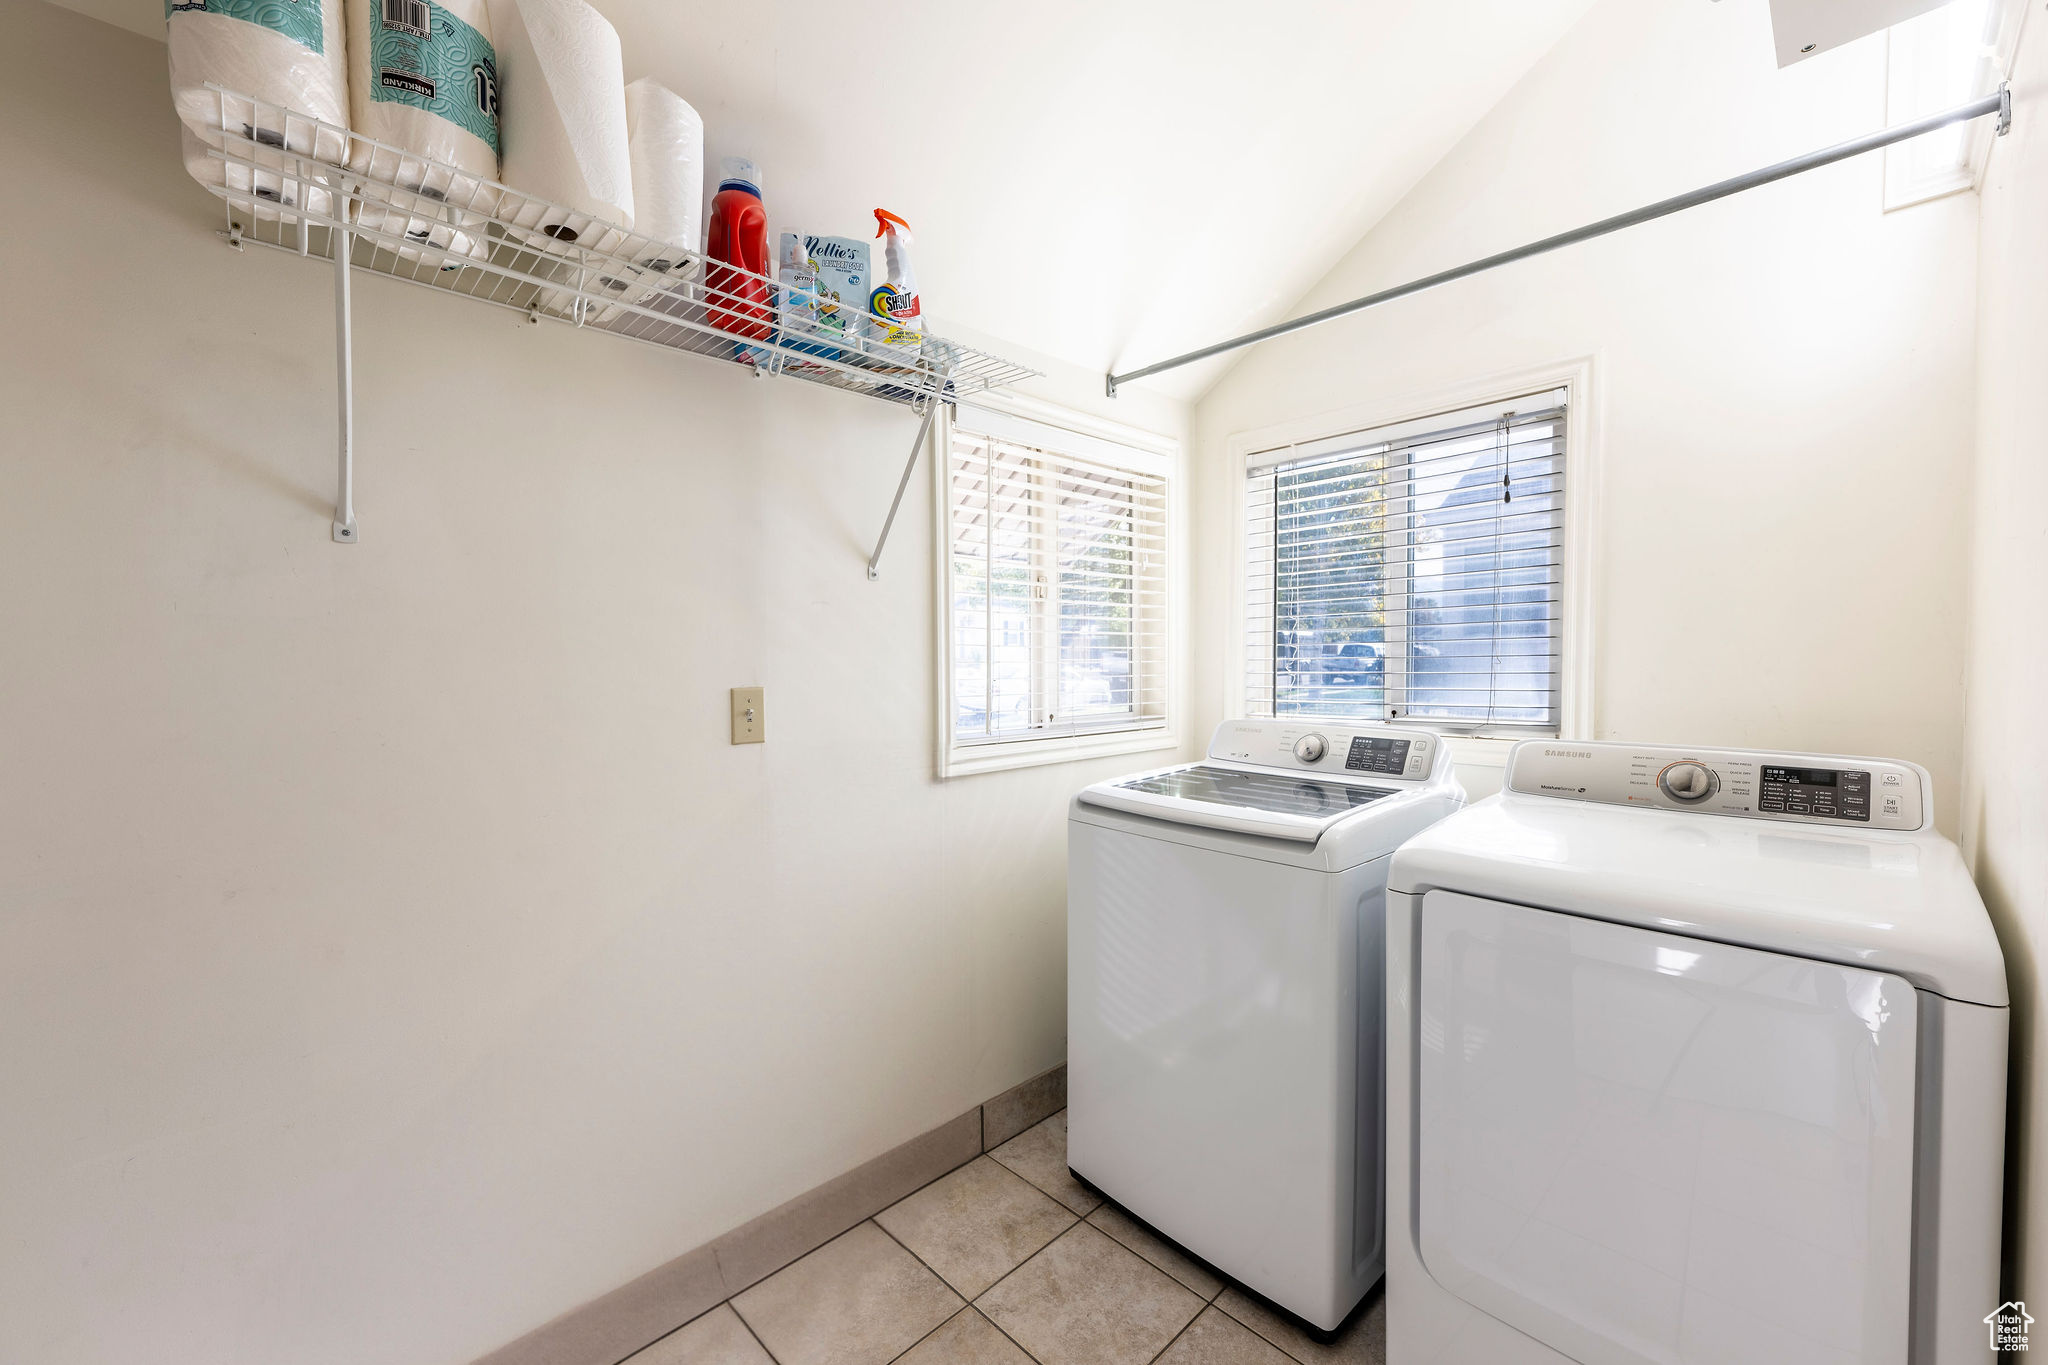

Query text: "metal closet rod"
[1105, 84, 2011, 396]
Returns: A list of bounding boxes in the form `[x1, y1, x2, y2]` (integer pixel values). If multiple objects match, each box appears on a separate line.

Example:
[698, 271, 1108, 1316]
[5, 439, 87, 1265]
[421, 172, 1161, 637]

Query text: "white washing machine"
[1385, 740, 2009, 1365]
[1068, 718, 1467, 1330]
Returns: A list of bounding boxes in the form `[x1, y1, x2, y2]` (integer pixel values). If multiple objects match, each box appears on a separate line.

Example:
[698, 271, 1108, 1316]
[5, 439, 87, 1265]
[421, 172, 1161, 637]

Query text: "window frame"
[1225, 359, 1599, 774]
[1881, 0, 2026, 212]
[933, 394, 1182, 779]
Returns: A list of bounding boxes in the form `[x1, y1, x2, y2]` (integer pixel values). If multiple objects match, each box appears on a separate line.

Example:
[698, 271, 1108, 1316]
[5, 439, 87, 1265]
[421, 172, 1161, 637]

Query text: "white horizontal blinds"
[951, 416, 1168, 746]
[1246, 388, 1567, 733]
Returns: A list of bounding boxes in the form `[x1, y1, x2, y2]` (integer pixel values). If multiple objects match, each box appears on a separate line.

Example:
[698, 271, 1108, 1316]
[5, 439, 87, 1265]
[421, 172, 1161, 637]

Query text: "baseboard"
[472, 1063, 1066, 1365]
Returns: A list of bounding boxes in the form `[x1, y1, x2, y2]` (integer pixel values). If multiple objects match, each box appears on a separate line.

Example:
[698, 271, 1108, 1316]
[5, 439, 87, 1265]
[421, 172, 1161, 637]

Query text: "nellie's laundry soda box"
[777, 233, 869, 364]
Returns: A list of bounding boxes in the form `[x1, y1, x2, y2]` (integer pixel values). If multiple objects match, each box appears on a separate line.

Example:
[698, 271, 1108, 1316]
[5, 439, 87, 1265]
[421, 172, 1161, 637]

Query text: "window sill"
[942, 726, 1181, 779]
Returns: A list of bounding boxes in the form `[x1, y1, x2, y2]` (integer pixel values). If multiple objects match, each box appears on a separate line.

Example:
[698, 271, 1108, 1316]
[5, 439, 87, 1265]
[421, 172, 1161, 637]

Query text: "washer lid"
[1389, 795, 2008, 1006]
[1079, 763, 1400, 842]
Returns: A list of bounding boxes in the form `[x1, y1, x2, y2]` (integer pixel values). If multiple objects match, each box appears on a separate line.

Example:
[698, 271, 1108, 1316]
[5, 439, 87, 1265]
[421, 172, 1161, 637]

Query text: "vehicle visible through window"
[1245, 390, 1568, 735]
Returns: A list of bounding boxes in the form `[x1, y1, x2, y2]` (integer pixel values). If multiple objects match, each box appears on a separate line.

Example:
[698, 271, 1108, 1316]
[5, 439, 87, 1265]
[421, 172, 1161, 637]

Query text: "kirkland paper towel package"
[345, 0, 500, 196]
[345, 0, 501, 268]
[623, 79, 703, 272]
[485, 0, 632, 253]
[168, 0, 350, 164]
[180, 125, 333, 223]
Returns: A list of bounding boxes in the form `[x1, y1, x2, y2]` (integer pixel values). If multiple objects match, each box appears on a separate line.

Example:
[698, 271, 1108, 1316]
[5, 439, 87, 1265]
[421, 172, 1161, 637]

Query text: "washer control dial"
[1658, 761, 1720, 804]
[1293, 733, 1328, 764]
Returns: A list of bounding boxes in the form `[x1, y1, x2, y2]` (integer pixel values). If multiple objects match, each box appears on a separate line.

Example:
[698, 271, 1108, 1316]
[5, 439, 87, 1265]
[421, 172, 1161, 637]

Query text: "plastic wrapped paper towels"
[624, 79, 703, 271]
[353, 201, 490, 271]
[574, 78, 702, 323]
[168, 0, 350, 165]
[486, 0, 632, 252]
[181, 126, 334, 223]
[346, 0, 500, 183]
[345, 0, 502, 269]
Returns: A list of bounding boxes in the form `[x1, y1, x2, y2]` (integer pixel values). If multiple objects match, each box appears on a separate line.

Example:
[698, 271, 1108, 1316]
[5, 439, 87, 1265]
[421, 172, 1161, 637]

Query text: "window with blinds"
[1245, 390, 1567, 734]
[947, 408, 1169, 753]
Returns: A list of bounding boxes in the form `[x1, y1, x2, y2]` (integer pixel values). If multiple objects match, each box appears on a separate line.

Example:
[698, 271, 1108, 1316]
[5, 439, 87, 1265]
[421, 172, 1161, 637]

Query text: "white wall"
[0, 5, 1188, 1363]
[1186, 0, 1980, 819]
[1962, 1, 2048, 1306]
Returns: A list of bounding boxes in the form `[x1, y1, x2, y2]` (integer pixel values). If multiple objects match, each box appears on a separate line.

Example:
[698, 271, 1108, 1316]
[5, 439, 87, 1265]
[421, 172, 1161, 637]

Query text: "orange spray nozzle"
[874, 208, 912, 238]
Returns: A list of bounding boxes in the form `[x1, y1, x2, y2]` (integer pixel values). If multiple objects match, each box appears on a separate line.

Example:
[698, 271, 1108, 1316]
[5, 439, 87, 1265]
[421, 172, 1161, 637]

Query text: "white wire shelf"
[188, 86, 1037, 566]
[193, 86, 1040, 408]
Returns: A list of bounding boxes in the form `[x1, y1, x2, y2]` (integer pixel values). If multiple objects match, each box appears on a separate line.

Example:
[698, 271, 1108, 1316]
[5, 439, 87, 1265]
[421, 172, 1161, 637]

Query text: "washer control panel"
[1507, 742, 1927, 830]
[1213, 719, 1442, 782]
[1345, 734, 1413, 776]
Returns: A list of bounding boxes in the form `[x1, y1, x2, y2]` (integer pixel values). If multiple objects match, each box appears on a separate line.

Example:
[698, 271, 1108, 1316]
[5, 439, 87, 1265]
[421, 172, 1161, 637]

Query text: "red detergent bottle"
[706, 156, 771, 347]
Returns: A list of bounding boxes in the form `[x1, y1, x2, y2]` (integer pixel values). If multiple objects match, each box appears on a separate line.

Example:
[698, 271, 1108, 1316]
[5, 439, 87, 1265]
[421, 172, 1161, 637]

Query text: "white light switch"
[731, 687, 764, 745]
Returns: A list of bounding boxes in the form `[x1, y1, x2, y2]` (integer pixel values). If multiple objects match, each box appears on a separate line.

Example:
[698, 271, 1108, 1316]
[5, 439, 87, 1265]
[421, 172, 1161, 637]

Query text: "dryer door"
[1416, 891, 1917, 1365]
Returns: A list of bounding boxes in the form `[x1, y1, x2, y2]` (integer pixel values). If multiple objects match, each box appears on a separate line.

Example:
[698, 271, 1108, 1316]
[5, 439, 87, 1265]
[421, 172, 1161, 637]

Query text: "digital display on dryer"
[1345, 736, 1412, 775]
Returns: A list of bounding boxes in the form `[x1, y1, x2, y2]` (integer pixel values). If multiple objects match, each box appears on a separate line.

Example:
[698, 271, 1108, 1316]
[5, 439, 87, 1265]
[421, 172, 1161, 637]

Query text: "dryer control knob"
[1294, 734, 1329, 763]
[1659, 761, 1719, 804]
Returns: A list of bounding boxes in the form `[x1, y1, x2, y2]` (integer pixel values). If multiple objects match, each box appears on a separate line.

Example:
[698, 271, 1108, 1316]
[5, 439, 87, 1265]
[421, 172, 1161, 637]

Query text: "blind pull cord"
[1499, 414, 1514, 504]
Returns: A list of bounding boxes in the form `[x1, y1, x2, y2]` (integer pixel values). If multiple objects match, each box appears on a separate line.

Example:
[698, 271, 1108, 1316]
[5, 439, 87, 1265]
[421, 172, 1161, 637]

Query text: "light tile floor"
[625, 1110, 1384, 1365]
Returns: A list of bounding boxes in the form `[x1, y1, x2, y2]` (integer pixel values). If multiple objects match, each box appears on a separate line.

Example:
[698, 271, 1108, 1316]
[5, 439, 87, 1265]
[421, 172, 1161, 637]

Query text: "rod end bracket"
[1104, 372, 1119, 399]
[1999, 82, 2012, 136]
[332, 516, 358, 544]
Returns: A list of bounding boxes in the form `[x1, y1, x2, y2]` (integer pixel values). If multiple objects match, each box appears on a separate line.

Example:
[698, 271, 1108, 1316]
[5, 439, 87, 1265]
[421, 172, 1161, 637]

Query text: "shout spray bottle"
[869, 209, 924, 361]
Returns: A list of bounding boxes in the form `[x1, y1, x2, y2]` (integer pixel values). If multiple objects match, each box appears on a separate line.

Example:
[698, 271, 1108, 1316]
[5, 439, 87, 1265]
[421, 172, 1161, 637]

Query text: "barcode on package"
[382, 0, 431, 38]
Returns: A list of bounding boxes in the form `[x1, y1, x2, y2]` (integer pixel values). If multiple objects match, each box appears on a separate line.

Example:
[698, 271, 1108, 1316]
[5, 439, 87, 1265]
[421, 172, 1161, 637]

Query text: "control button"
[1882, 795, 1902, 816]
[1882, 773, 1904, 787]
[1658, 761, 1720, 804]
[1293, 733, 1328, 763]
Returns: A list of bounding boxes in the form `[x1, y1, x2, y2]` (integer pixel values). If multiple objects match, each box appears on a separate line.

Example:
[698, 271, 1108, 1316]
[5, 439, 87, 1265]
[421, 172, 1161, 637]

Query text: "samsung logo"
[1544, 748, 1593, 759]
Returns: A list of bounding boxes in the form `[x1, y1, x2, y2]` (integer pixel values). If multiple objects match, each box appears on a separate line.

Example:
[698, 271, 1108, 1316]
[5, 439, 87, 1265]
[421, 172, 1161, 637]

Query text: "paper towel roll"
[345, 0, 502, 221]
[486, 0, 632, 253]
[168, 1, 350, 165]
[530, 250, 663, 320]
[353, 199, 489, 271]
[623, 79, 702, 271]
[181, 126, 334, 223]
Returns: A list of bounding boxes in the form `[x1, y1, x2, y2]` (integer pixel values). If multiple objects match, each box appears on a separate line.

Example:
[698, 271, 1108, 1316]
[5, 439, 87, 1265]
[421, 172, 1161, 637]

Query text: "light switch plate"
[731, 687, 764, 744]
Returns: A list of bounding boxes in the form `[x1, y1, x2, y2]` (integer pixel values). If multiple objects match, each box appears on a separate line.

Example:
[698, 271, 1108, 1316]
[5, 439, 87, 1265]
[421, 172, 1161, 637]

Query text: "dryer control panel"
[1211, 719, 1445, 783]
[1505, 742, 1928, 831]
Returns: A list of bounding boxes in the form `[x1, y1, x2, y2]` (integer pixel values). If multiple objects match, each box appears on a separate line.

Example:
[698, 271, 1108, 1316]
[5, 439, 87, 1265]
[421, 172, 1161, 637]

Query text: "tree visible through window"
[949, 411, 1169, 751]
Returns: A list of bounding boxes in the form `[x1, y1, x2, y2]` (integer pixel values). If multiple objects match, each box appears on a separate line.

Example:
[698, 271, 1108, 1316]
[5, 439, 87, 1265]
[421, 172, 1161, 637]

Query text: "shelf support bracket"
[866, 369, 953, 581]
[332, 203, 358, 544]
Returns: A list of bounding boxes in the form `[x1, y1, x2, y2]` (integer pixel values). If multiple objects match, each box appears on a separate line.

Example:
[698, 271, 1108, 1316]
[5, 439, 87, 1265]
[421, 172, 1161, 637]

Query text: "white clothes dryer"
[1386, 740, 2008, 1365]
